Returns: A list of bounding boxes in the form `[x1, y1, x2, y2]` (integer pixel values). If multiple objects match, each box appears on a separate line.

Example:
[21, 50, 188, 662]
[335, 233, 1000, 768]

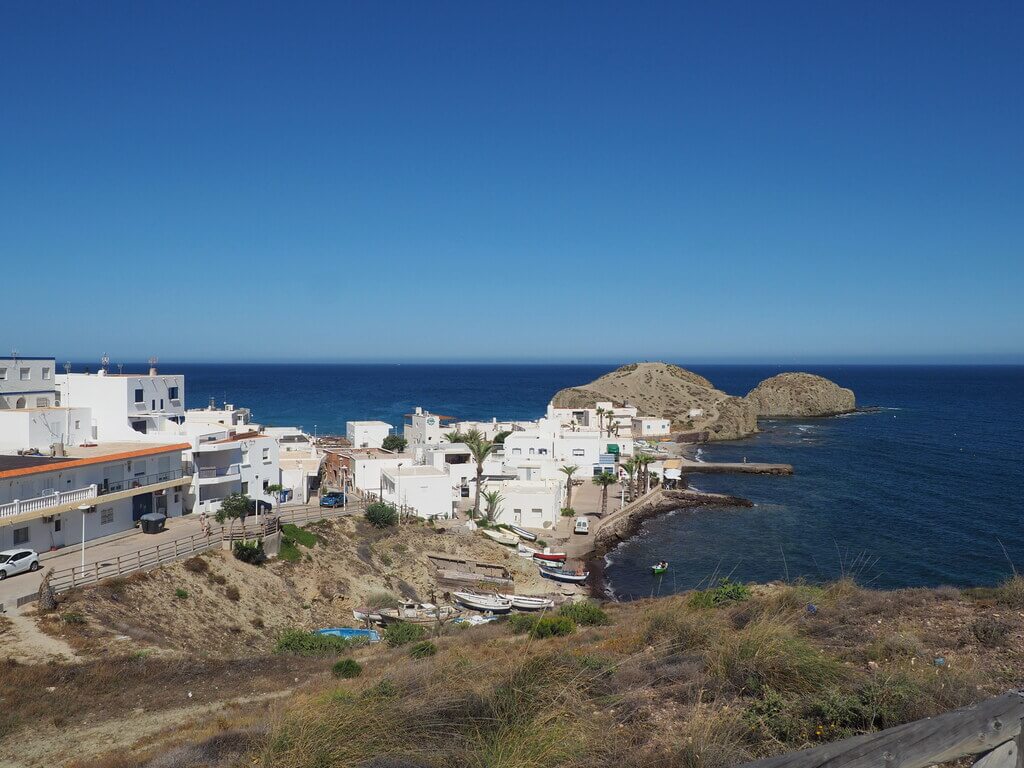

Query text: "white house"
[0, 356, 57, 410]
[483, 478, 562, 530]
[0, 407, 93, 453]
[264, 427, 322, 504]
[380, 465, 453, 519]
[332, 448, 414, 495]
[346, 421, 393, 449]
[187, 429, 280, 515]
[403, 407, 455, 449]
[0, 441, 191, 551]
[632, 417, 671, 438]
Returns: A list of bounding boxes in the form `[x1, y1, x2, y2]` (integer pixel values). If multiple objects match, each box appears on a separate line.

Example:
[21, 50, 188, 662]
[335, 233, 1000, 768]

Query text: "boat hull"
[497, 594, 554, 610]
[482, 529, 519, 546]
[507, 525, 538, 542]
[532, 552, 567, 563]
[452, 591, 514, 613]
[539, 568, 589, 584]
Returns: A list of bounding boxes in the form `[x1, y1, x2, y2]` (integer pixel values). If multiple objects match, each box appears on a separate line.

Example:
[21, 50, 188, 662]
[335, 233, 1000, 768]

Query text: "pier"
[679, 457, 793, 475]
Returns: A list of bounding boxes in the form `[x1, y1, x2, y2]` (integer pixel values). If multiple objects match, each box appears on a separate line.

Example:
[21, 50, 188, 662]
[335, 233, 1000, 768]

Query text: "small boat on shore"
[482, 529, 519, 546]
[316, 627, 381, 643]
[517, 543, 540, 558]
[452, 591, 513, 613]
[506, 524, 538, 542]
[377, 601, 461, 626]
[532, 551, 567, 563]
[539, 565, 589, 584]
[352, 607, 383, 623]
[497, 593, 554, 610]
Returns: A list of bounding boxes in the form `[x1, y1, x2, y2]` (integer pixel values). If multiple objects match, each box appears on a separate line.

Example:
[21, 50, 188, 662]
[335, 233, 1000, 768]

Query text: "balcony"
[196, 464, 241, 485]
[99, 468, 190, 495]
[0, 485, 98, 521]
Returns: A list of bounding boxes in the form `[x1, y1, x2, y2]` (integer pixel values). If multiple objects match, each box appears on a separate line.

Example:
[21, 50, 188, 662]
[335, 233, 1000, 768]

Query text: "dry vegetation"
[30, 575, 1024, 768]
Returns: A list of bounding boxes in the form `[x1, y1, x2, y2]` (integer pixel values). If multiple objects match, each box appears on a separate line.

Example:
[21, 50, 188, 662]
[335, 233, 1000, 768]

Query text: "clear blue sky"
[2, 2, 1021, 363]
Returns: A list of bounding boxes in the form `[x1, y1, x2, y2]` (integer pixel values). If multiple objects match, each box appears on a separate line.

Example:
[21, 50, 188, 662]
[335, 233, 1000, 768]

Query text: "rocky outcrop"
[552, 362, 759, 441]
[746, 372, 856, 417]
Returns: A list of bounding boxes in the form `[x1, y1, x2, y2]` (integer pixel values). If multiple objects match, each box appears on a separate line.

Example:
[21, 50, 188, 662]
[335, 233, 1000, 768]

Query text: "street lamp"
[78, 504, 95, 576]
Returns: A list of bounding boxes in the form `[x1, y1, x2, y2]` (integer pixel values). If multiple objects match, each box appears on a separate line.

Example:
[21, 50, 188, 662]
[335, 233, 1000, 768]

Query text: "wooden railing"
[738, 689, 1024, 768]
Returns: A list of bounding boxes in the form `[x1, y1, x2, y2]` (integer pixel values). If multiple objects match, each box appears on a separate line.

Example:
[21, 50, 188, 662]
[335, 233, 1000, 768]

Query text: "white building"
[56, 365, 186, 440]
[264, 427, 322, 504]
[483, 478, 562, 530]
[0, 442, 191, 551]
[403, 407, 455, 449]
[632, 417, 671, 437]
[380, 465, 453, 520]
[187, 429, 280, 515]
[0, 406, 93, 453]
[346, 421, 393, 449]
[333, 448, 414, 495]
[0, 356, 58, 410]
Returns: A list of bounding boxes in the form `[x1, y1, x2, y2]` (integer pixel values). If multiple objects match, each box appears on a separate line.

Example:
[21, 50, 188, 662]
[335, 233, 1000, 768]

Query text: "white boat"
[507, 524, 538, 542]
[377, 602, 461, 626]
[517, 543, 540, 558]
[497, 593, 554, 611]
[452, 591, 513, 613]
[482, 529, 518, 546]
[352, 608, 383, 623]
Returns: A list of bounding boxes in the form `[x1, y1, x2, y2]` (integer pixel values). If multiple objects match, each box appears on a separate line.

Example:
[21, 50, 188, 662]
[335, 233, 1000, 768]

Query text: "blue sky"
[1, 2, 1021, 363]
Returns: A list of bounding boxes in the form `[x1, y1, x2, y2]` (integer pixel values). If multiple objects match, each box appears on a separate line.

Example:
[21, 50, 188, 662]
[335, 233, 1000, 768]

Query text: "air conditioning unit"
[42, 515, 55, 523]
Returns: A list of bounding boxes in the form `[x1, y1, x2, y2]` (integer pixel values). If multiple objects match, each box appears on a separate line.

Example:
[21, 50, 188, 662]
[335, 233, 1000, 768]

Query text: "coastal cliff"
[746, 372, 856, 417]
[552, 362, 856, 438]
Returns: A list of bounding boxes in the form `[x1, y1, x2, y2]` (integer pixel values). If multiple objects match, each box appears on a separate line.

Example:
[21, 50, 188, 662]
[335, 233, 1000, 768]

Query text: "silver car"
[0, 548, 41, 579]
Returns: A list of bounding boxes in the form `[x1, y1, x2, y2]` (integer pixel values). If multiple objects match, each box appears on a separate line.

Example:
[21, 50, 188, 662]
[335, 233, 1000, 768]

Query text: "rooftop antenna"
[148, 356, 158, 376]
[63, 361, 71, 375]
[10, 348, 18, 362]
[100, 353, 110, 373]
[117, 363, 124, 375]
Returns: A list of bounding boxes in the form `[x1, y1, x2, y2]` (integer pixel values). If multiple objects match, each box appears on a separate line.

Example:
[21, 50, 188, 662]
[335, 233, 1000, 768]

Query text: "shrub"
[278, 537, 301, 563]
[529, 616, 576, 639]
[993, 575, 1024, 608]
[225, 585, 241, 602]
[689, 578, 751, 608]
[281, 523, 317, 548]
[866, 632, 924, 661]
[378, 552, 393, 567]
[60, 612, 86, 625]
[559, 601, 608, 626]
[365, 502, 399, 529]
[274, 628, 353, 656]
[332, 658, 363, 678]
[971, 617, 1011, 647]
[182, 557, 208, 574]
[509, 614, 540, 635]
[174, 588, 189, 600]
[409, 641, 437, 659]
[383, 621, 425, 647]
[233, 540, 266, 565]
[560, 507, 575, 517]
[366, 592, 402, 610]
[381, 435, 407, 452]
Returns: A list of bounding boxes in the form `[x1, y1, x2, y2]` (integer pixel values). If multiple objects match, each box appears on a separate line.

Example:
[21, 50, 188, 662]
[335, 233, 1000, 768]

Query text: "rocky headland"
[746, 371, 856, 417]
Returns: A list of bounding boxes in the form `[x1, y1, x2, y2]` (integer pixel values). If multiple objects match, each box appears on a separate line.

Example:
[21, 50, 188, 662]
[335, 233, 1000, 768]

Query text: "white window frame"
[20, 367, 30, 381]
[13, 526, 30, 545]
[42, 367, 51, 380]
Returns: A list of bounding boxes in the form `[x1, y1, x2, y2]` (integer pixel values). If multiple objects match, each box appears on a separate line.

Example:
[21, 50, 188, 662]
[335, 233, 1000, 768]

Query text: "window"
[262, 479, 269, 492]
[572, 448, 585, 457]
[512, 448, 522, 455]
[262, 447, 269, 461]
[74, 420, 80, 429]
[12, 527, 29, 545]
[168, 386, 179, 400]
[53, 518, 62, 532]
[36, 397, 49, 407]
[20, 367, 30, 381]
[100, 508, 114, 525]
[241, 481, 249, 494]
[134, 388, 144, 403]
[0, 367, 6, 380]
[528, 448, 535, 455]
[159, 398, 164, 409]
[532, 508, 542, 517]
[537, 448, 548, 455]
[42, 367, 51, 380]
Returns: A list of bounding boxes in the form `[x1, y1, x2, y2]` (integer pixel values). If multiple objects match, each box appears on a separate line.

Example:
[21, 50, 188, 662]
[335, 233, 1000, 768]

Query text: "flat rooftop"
[0, 454, 71, 472]
[347, 420, 392, 427]
[382, 465, 447, 477]
[0, 442, 190, 480]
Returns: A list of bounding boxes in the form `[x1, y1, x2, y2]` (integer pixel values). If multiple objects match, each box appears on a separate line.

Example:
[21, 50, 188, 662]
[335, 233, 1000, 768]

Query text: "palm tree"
[464, 429, 494, 517]
[622, 458, 638, 500]
[482, 490, 504, 523]
[636, 453, 656, 494]
[559, 465, 579, 509]
[591, 471, 617, 516]
[595, 407, 606, 436]
[443, 430, 465, 444]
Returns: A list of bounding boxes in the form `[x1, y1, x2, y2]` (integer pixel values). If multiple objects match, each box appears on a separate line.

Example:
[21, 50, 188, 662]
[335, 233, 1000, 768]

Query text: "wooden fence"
[738, 689, 1024, 768]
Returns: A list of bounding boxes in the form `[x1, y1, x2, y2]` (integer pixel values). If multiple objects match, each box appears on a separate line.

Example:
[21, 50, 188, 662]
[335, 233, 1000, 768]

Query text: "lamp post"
[78, 503, 94, 577]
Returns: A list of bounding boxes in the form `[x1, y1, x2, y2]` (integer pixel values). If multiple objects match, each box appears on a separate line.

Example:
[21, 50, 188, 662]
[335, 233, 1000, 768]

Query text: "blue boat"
[316, 627, 381, 643]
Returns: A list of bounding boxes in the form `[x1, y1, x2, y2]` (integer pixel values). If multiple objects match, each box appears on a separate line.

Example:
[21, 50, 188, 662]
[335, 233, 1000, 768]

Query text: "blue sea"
[98, 362, 1023, 593]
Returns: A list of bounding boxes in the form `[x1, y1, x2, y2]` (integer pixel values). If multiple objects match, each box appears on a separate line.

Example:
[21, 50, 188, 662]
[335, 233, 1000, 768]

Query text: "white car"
[573, 518, 590, 535]
[0, 549, 41, 579]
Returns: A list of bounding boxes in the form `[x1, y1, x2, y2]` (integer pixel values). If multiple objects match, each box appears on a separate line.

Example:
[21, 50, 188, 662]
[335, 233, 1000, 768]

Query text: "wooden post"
[116, 556, 122, 576]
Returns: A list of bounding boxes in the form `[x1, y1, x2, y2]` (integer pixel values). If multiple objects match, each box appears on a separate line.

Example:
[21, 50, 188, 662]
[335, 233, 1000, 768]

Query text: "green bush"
[332, 658, 363, 678]
[174, 588, 189, 599]
[365, 502, 399, 529]
[232, 539, 267, 565]
[560, 507, 575, 517]
[278, 536, 301, 562]
[971, 617, 1011, 648]
[60, 612, 86, 625]
[529, 616, 576, 639]
[689, 578, 751, 608]
[281, 523, 317, 548]
[409, 641, 437, 659]
[381, 435, 407, 452]
[509, 614, 540, 635]
[383, 621, 426, 647]
[274, 628, 354, 656]
[558, 601, 608, 626]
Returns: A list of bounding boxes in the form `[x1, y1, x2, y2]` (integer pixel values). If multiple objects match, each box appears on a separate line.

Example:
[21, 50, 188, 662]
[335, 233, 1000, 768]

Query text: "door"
[132, 493, 153, 521]
[51, 517, 65, 548]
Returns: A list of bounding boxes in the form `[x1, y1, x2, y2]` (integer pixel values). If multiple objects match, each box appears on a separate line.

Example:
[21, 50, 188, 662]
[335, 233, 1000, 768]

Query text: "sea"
[97, 362, 1024, 595]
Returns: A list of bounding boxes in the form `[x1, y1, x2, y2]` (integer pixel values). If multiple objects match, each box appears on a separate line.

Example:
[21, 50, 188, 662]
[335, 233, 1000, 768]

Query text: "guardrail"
[0, 485, 98, 519]
[197, 464, 240, 479]
[99, 469, 188, 495]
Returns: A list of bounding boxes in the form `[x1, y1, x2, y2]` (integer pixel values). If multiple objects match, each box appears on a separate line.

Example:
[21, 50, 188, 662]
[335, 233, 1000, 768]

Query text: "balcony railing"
[99, 468, 189, 495]
[197, 464, 240, 479]
[0, 485, 98, 520]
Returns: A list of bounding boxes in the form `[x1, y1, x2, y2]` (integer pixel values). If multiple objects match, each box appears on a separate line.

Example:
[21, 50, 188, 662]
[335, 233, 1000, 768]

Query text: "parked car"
[573, 518, 590, 535]
[320, 491, 347, 508]
[0, 549, 40, 579]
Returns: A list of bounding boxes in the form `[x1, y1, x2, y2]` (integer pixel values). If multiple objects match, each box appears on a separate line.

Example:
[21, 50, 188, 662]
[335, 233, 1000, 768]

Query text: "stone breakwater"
[585, 487, 753, 598]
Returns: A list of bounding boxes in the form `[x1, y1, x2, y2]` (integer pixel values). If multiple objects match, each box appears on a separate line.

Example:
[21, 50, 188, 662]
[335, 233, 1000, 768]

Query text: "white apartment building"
[546, 401, 638, 432]
[632, 417, 671, 437]
[346, 421, 393, 449]
[187, 429, 280, 515]
[502, 419, 632, 479]
[483, 478, 562, 530]
[0, 356, 57, 410]
[403, 407, 455, 449]
[380, 465, 453, 520]
[56, 366, 186, 439]
[0, 442, 191, 551]
[333, 449, 414, 495]
[264, 426, 322, 503]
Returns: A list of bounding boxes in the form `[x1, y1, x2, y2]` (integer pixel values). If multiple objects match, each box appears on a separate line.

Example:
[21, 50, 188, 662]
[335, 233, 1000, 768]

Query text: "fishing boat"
[482, 529, 519, 546]
[352, 607, 383, 624]
[517, 543, 540, 558]
[316, 627, 381, 643]
[538, 565, 589, 584]
[497, 593, 554, 611]
[452, 614, 500, 627]
[506, 524, 538, 542]
[377, 601, 462, 626]
[532, 551, 567, 564]
[452, 591, 513, 613]
[651, 563, 669, 575]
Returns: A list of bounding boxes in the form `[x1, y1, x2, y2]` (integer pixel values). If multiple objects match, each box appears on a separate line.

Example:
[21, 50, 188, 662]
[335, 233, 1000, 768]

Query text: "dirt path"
[1, 609, 79, 663]
[0, 689, 292, 768]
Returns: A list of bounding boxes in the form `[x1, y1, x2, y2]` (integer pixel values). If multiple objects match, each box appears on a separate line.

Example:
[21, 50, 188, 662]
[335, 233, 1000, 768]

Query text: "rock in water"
[746, 372, 855, 417]
[551, 362, 759, 440]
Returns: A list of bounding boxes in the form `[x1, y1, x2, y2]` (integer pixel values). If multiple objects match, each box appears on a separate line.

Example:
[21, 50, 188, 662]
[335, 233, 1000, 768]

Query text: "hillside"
[552, 362, 759, 440]
[747, 372, 856, 417]
[44, 576, 1024, 768]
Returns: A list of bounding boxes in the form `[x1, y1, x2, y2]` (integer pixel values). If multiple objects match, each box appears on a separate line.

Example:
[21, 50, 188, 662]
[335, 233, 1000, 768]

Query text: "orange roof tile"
[0, 443, 191, 480]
